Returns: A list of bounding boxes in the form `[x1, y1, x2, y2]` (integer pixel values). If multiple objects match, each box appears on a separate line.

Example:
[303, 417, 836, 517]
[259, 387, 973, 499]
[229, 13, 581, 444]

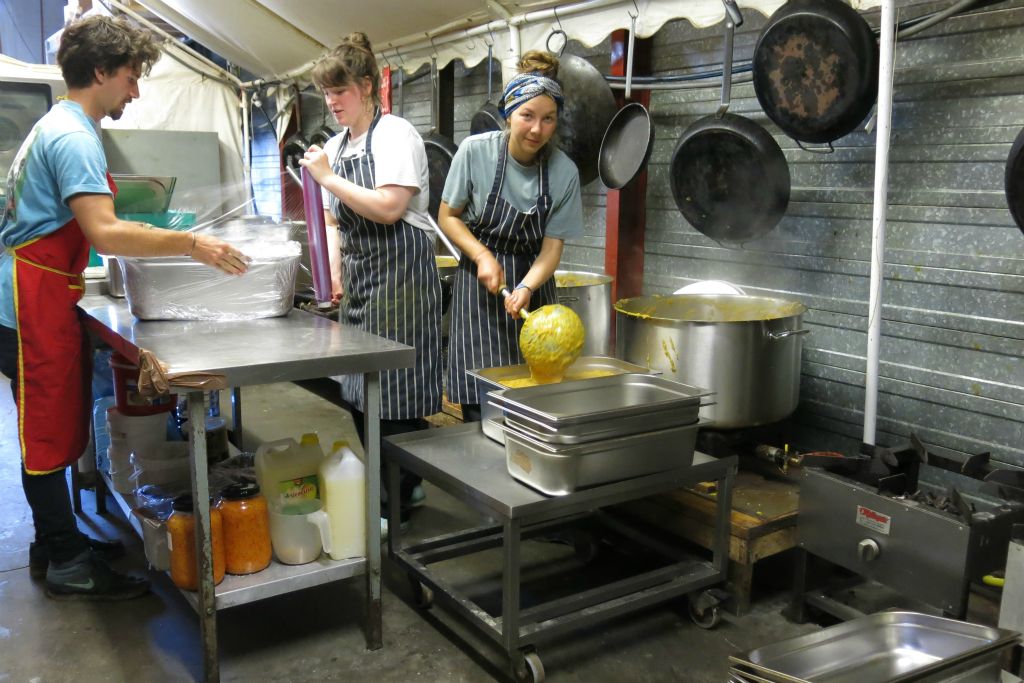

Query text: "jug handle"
[307, 508, 333, 556]
[254, 437, 300, 458]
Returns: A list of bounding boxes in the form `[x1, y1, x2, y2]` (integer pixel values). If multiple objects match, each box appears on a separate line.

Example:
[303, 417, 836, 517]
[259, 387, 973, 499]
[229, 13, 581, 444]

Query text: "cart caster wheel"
[409, 577, 433, 609]
[512, 650, 545, 683]
[689, 590, 723, 629]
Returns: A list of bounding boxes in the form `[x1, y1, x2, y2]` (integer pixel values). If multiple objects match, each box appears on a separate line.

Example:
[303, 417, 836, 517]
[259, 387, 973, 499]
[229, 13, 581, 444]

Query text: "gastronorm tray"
[488, 373, 709, 427]
[495, 418, 703, 495]
[501, 403, 699, 445]
[470, 356, 655, 444]
[728, 611, 1019, 683]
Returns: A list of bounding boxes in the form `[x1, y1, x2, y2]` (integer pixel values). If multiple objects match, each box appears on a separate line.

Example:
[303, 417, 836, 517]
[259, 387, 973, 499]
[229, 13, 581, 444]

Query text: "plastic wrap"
[300, 167, 333, 306]
[119, 239, 301, 321]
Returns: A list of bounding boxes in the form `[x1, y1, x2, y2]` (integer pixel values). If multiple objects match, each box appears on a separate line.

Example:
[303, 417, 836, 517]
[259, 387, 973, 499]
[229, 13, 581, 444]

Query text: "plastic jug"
[317, 440, 366, 560]
[254, 433, 325, 511]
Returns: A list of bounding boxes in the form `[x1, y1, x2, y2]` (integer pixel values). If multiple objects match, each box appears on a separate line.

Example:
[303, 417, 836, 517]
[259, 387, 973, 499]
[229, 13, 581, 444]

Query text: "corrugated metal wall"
[421, 1, 1024, 465]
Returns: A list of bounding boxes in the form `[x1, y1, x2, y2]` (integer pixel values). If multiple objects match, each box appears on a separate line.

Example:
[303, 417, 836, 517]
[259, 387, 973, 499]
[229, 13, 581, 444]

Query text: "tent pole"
[863, 0, 897, 446]
[103, 0, 242, 88]
[241, 88, 254, 210]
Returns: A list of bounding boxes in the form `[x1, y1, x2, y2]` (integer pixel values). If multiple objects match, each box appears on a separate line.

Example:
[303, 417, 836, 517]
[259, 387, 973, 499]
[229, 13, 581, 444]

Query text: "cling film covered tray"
[119, 239, 300, 321]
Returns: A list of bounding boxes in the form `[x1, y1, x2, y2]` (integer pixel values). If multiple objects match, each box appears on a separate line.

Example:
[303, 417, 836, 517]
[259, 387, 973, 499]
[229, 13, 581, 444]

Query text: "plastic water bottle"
[317, 440, 366, 560]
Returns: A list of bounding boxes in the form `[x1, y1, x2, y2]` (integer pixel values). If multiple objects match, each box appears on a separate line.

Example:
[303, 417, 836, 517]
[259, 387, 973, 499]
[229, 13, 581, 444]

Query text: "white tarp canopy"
[127, 0, 884, 81]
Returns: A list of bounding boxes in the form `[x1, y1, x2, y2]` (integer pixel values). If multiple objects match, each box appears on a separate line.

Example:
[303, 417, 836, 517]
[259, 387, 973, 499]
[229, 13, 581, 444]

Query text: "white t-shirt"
[320, 114, 432, 232]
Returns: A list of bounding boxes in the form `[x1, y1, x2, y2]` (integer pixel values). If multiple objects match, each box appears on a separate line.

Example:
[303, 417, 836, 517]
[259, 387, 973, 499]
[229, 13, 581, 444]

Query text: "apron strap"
[6, 246, 84, 288]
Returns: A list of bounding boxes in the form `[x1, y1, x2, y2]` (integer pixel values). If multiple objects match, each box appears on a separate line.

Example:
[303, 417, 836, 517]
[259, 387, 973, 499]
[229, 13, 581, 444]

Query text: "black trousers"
[341, 400, 424, 515]
[0, 324, 88, 565]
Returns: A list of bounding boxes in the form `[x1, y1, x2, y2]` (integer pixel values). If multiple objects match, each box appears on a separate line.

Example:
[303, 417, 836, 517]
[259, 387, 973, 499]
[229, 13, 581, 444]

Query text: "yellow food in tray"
[499, 368, 615, 389]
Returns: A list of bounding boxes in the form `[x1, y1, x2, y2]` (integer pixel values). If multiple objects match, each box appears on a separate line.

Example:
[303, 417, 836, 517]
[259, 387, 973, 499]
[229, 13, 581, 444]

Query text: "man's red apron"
[9, 175, 115, 474]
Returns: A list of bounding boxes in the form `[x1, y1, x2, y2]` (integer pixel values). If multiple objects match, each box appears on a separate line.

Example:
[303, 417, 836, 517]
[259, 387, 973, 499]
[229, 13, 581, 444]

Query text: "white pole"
[863, 0, 897, 446]
[240, 88, 254, 211]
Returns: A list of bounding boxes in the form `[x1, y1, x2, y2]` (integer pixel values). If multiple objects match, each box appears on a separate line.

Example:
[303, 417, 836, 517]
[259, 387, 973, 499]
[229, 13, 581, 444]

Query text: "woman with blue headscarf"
[439, 50, 584, 420]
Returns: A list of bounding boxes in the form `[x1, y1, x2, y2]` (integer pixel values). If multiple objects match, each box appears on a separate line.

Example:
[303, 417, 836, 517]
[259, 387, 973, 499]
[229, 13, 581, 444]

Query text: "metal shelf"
[101, 472, 367, 611]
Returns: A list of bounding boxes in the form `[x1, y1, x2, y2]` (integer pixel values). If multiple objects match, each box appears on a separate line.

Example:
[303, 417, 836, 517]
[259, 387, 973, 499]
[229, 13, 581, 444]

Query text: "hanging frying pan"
[420, 59, 459, 221]
[670, 0, 791, 243]
[598, 11, 655, 189]
[470, 44, 505, 136]
[282, 133, 309, 186]
[752, 0, 879, 145]
[1006, 125, 1024, 234]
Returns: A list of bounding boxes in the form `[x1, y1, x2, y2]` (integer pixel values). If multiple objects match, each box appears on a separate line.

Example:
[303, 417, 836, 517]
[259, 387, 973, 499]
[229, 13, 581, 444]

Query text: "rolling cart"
[384, 423, 735, 681]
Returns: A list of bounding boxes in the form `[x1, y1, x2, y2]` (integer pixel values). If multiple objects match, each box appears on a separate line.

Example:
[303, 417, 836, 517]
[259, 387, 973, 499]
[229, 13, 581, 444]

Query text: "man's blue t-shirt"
[0, 100, 111, 328]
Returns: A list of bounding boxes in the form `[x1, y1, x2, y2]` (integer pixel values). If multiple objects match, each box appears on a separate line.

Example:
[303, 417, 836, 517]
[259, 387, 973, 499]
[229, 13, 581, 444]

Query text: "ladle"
[501, 287, 585, 383]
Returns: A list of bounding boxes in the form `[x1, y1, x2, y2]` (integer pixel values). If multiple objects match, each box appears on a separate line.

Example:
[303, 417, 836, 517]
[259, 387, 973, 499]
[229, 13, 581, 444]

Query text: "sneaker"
[29, 537, 126, 581]
[45, 554, 150, 602]
[408, 484, 426, 508]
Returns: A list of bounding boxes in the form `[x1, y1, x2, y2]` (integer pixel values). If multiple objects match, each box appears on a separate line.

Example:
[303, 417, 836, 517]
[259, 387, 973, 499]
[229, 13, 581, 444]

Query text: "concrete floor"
[0, 378, 819, 682]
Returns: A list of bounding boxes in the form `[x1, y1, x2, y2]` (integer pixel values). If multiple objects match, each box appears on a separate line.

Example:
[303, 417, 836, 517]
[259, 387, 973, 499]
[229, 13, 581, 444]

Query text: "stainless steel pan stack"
[486, 373, 710, 495]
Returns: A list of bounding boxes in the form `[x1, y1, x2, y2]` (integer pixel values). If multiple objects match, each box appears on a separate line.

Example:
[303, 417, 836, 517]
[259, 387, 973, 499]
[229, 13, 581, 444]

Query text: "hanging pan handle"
[717, 0, 742, 117]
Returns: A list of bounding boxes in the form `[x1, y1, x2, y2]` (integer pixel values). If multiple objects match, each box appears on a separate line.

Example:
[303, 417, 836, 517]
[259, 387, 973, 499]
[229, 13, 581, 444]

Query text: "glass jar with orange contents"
[167, 494, 226, 590]
[216, 483, 272, 575]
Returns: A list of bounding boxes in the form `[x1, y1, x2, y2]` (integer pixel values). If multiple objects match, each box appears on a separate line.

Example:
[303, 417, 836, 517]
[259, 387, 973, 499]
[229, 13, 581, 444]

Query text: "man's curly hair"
[57, 15, 161, 89]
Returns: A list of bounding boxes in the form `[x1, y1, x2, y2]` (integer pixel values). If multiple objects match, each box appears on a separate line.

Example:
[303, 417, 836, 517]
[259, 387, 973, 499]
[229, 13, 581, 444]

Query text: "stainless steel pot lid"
[614, 293, 806, 323]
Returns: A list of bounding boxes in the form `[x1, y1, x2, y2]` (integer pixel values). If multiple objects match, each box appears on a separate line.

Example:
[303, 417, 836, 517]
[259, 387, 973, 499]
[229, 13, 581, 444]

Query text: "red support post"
[603, 29, 650, 305]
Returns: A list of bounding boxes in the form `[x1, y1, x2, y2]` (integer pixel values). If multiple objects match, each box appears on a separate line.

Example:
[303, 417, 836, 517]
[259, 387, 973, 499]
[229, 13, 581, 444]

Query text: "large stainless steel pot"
[615, 293, 809, 429]
[554, 270, 612, 356]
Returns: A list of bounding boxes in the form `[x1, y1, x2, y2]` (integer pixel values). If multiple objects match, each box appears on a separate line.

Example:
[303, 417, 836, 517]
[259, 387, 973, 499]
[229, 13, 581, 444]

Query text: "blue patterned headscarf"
[499, 72, 564, 119]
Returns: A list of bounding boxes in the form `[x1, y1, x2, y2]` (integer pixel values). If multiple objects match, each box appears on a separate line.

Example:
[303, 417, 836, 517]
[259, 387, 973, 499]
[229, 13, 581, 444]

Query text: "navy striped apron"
[447, 140, 555, 404]
[330, 111, 442, 419]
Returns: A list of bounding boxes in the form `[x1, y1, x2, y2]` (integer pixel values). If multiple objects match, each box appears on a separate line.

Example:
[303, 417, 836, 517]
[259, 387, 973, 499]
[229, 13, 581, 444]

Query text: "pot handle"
[766, 328, 810, 340]
[558, 295, 580, 304]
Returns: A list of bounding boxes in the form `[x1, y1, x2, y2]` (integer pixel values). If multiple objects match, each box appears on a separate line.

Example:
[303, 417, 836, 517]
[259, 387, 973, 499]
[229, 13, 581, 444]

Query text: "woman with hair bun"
[438, 50, 584, 420]
[299, 32, 441, 530]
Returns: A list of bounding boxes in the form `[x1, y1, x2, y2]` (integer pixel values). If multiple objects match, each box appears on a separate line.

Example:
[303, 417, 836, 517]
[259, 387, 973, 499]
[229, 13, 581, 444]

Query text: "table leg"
[230, 387, 243, 450]
[188, 390, 219, 683]
[363, 373, 383, 650]
[501, 517, 522, 656]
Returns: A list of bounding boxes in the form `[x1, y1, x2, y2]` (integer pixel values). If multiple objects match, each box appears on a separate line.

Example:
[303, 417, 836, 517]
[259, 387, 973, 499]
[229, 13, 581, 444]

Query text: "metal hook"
[428, 34, 439, 57]
[547, 8, 567, 56]
[393, 46, 405, 67]
[381, 50, 391, 69]
[485, 24, 496, 48]
[629, 0, 639, 20]
[463, 28, 475, 51]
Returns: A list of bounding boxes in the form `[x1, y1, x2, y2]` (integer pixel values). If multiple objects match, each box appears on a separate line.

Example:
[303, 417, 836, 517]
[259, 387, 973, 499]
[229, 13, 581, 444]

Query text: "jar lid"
[172, 494, 194, 512]
[171, 494, 217, 511]
[220, 482, 260, 500]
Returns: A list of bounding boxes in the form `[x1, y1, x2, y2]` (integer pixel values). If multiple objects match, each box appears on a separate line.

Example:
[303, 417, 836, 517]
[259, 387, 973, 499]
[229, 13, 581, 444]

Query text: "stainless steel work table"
[79, 294, 415, 683]
[383, 423, 736, 682]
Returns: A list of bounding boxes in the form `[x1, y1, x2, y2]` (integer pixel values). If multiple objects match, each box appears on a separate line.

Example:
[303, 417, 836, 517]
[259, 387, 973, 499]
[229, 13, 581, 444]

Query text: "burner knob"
[857, 538, 880, 562]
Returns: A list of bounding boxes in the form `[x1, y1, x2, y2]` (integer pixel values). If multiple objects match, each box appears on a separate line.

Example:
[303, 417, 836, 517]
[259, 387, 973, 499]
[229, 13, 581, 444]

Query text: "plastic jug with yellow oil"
[317, 440, 366, 560]
[254, 433, 325, 511]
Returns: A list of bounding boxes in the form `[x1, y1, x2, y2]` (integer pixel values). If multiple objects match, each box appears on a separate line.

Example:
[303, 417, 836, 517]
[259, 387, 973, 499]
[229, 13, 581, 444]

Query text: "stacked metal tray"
[468, 356, 653, 443]
[728, 611, 1019, 683]
[486, 373, 711, 495]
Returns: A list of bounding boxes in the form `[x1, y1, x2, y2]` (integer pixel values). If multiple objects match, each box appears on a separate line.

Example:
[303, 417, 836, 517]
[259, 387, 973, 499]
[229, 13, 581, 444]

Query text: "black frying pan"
[1006, 125, 1024, 235]
[470, 45, 505, 136]
[598, 13, 655, 189]
[670, 0, 791, 243]
[752, 0, 879, 145]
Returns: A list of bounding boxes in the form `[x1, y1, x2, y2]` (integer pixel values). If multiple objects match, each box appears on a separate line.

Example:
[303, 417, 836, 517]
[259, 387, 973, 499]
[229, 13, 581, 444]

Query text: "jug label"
[277, 475, 319, 506]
